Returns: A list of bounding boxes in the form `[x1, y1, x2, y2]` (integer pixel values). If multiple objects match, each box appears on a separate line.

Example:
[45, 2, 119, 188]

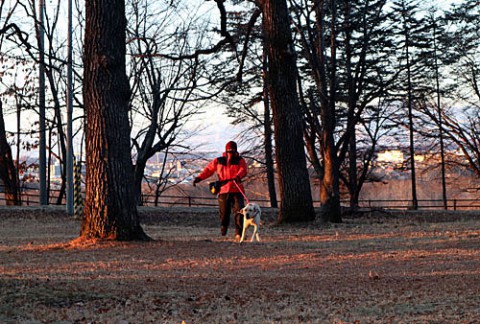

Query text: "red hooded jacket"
[196, 152, 247, 194]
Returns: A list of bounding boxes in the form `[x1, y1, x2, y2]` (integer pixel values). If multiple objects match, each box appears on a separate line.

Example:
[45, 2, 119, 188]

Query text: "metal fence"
[1, 187, 479, 210]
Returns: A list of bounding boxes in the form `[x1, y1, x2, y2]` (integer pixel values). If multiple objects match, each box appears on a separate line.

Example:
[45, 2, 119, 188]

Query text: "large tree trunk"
[80, 0, 149, 241]
[0, 101, 21, 205]
[320, 126, 341, 222]
[261, 0, 315, 222]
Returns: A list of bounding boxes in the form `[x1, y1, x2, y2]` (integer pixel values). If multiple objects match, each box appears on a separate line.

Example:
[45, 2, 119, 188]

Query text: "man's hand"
[193, 177, 201, 186]
[234, 176, 241, 184]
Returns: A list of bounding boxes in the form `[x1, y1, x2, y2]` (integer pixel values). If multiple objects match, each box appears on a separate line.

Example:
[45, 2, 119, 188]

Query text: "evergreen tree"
[290, 0, 397, 218]
[444, 0, 480, 104]
[334, 0, 397, 209]
[289, 0, 342, 222]
[389, 0, 432, 209]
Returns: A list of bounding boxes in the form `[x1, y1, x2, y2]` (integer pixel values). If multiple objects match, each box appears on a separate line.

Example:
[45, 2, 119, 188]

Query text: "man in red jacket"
[193, 141, 247, 241]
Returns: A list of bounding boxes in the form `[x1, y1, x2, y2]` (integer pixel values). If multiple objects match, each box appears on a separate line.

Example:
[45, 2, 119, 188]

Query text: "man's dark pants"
[218, 193, 244, 236]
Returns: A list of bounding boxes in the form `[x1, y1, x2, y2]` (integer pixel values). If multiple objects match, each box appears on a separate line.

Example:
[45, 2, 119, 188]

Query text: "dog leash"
[232, 179, 250, 204]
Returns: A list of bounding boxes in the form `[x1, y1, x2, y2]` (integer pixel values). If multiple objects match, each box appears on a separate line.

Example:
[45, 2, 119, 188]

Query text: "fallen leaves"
[1, 212, 480, 323]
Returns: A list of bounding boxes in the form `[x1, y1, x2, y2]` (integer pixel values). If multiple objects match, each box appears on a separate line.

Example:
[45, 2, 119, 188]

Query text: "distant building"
[377, 150, 404, 163]
[49, 162, 62, 179]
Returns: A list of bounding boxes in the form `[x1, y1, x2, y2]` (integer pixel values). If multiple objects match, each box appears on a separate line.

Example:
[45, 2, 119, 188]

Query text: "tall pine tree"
[390, 0, 432, 210]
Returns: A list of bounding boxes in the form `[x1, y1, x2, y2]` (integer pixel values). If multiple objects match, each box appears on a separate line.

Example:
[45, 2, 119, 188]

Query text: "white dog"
[238, 203, 262, 244]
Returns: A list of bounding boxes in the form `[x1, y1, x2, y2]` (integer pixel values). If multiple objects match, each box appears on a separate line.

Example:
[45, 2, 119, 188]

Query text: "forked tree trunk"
[261, 0, 315, 222]
[319, 128, 341, 222]
[81, 0, 149, 240]
[317, 0, 342, 223]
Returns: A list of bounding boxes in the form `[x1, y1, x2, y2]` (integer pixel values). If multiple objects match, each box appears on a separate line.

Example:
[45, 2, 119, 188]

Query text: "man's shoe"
[221, 226, 227, 236]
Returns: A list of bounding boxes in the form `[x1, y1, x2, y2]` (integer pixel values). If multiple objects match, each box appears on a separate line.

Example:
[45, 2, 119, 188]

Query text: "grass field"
[1, 207, 479, 323]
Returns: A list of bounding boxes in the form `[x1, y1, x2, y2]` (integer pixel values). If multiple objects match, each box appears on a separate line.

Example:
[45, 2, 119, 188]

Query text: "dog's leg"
[255, 216, 261, 242]
[250, 223, 258, 242]
[239, 217, 248, 244]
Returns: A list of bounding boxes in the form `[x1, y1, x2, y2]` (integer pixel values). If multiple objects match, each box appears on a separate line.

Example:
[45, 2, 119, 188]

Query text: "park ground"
[0, 206, 480, 323]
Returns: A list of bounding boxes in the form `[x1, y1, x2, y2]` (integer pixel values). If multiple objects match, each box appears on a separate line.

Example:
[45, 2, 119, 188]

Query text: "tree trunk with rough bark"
[261, 0, 315, 222]
[80, 0, 149, 241]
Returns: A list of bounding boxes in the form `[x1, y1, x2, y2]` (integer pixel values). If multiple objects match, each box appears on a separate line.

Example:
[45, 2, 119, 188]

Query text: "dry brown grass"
[1, 207, 480, 323]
